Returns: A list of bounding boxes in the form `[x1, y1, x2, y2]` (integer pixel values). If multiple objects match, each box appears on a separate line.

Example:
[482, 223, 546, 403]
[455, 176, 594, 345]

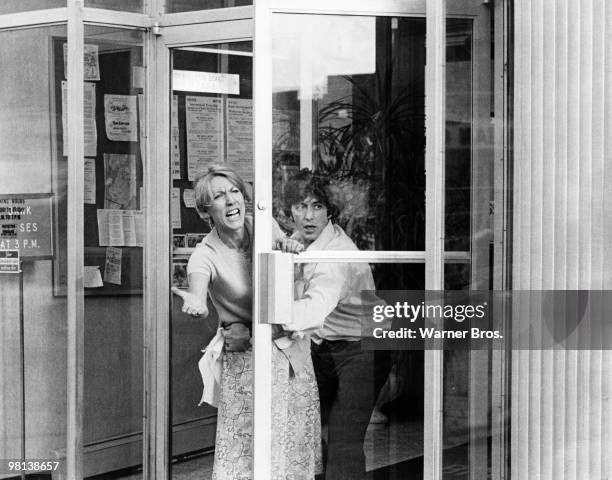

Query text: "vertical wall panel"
[513, 1, 612, 479]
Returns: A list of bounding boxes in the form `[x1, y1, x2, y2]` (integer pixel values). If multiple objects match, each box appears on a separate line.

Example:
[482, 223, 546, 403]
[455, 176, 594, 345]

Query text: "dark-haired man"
[280, 170, 386, 480]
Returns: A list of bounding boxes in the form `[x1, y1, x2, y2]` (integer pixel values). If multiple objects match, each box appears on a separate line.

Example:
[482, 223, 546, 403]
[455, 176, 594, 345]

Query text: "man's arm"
[282, 262, 346, 331]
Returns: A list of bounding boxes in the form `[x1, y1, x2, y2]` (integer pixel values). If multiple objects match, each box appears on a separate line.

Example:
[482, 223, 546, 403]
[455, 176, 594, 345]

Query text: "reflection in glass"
[79, 26, 145, 478]
[442, 12, 494, 480]
[0, 0, 64, 14]
[272, 14, 426, 252]
[290, 262, 424, 477]
[0, 22, 67, 471]
[85, 0, 143, 13]
[166, 0, 251, 14]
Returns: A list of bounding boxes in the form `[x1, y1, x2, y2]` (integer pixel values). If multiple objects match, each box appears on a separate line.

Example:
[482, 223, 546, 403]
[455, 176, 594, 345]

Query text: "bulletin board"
[50, 37, 144, 296]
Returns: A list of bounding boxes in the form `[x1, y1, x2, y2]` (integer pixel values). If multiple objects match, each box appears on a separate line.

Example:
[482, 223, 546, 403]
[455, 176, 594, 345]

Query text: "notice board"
[51, 37, 144, 295]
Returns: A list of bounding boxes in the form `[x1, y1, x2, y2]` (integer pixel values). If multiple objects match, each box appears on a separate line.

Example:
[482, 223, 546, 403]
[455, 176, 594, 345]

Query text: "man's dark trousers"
[311, 339, 386, 480]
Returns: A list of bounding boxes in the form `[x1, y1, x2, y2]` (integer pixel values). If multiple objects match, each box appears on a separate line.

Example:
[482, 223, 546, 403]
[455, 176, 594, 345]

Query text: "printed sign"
[0, 194, 54, 259]
[173, 70, 239, 95]
[0, 250, 20, 273]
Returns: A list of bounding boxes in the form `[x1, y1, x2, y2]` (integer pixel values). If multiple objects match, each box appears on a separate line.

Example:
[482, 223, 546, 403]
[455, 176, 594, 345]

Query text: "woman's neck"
[217, 226, 249, 252]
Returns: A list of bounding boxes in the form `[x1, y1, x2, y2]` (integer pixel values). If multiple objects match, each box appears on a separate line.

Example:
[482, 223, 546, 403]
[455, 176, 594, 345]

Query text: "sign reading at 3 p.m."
[0, 194, 54, 259]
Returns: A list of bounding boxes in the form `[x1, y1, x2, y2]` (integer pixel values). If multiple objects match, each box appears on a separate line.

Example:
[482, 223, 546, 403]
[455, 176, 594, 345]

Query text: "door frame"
[149, 0, 509, 478]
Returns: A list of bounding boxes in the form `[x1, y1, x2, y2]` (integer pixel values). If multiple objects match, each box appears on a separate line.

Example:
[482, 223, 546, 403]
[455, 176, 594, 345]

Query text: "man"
[280, 170, 386, 480]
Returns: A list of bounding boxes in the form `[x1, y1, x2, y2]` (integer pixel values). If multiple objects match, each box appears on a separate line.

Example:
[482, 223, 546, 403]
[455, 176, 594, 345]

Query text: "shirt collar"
[291, 220, 335, 251]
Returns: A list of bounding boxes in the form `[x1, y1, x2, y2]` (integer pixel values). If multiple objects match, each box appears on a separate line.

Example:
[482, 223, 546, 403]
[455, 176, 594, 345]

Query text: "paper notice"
[84, 266, 103, 288]
[84, 83, 97, 156]
[108, 210, 124, 245]
[104, 247, 122, 285]
[171, 188, 181, 229]
[104, 94, 138, 142]
[97, 209, 144, 246]
[185, 96, 224, 181]
[104, 153, 137, 209]
[84, 158, 96, 204]
[64, 43, 100, 81]
[62, 81, 97, 157]
[183, 189, 196, 208]
[132, 66, 145, 89]
[226, 98, 253, 181]
[171, 95, 181, 179]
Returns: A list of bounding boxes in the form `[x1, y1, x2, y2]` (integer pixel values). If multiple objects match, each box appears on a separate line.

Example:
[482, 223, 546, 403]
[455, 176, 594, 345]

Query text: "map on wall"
[104, 153, 137, 210]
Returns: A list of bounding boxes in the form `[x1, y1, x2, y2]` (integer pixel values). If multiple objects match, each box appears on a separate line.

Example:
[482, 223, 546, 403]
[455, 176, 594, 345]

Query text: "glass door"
[253, 1, 504, 479]
[154, 0, 507, 478]
[156, 14, 254, 480]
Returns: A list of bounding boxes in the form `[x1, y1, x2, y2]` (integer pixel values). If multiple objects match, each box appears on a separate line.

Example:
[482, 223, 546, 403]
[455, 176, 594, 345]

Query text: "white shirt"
[283, 221, 382, 342]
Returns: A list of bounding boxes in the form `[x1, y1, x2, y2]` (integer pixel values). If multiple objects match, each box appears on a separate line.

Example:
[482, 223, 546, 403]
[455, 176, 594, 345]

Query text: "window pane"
[0, 22, 67, 471]
[272, 14, 426, 251]
[287, 262, 424, 478]
[443, 4, 497, 478]
[80, 25, 146, 478]
[0, 0, 64, 14]
[169, 41, 253, 479]
[166, 0, 251, 14]
[85, 0, 142, 13]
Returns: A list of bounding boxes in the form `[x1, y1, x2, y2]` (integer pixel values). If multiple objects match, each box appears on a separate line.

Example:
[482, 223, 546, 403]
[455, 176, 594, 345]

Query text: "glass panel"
[0, 23, 67, 474]
[80, 25, 145, 479]
[85, 0, 143, 13]
[285, 261, 424, 478]
[169, 41, 253, 479]
[272, 14, 426, 251]
[166, 0, 251, 14]
[443, 3, 495, 478]
[0, 0, 64, 14]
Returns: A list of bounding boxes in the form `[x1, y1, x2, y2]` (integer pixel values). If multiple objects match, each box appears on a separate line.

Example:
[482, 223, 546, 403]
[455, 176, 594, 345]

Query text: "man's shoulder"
[326, 224, 359, 251]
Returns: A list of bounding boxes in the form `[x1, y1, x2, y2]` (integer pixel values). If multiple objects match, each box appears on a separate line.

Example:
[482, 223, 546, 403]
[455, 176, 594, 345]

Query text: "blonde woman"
[172, 164, 321, 480]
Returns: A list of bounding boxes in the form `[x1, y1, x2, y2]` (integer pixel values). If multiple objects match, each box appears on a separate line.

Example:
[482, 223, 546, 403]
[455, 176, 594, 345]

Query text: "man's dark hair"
[283, 169, 339, 220]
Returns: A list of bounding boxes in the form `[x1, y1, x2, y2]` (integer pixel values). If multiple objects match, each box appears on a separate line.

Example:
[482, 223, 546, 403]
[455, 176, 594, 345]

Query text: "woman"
[172, 164, 321, 480]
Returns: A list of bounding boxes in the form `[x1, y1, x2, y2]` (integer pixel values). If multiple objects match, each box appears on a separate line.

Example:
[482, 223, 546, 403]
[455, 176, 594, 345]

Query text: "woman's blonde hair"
[193, 164, 250, 219]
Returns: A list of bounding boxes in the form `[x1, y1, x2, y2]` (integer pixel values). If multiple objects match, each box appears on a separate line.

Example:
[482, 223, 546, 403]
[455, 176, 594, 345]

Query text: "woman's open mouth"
[226, 208, 240, 219]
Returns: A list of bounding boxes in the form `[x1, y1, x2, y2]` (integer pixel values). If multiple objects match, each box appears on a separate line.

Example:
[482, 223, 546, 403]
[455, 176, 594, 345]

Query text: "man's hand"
[223, 323, 251, 352]
[171, 286, 209, 317]
[276, 238, 305, 254]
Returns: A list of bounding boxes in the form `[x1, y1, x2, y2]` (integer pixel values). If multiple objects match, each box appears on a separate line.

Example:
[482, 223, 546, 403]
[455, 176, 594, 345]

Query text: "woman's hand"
[171, 286, 209, 317]
[222, 323, 251, 352]
[276, 238, 305, 254]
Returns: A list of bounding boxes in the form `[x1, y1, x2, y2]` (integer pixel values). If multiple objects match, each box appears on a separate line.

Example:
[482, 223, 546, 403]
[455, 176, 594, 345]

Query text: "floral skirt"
[212, 344, 322, 480]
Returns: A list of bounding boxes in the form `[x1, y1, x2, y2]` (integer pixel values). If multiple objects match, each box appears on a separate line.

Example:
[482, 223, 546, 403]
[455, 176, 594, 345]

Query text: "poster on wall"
[226, 98, 253, 181]
[84, 157, 96, 204]
[104, 246, 122, 285]
[171, 94, 181, 179]
[63, 43, 100, 81]
[185, 96, 224, 181]
[104, 94, 138, 142]
[97, 209, 144, 247]
[171, 188, 181, 229]
[104, 153, 137, 210]
[61, 81, 97, 157]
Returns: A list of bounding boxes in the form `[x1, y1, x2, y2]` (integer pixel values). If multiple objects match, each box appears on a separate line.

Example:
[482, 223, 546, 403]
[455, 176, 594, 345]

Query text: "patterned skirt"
[212, 344, 322, 480]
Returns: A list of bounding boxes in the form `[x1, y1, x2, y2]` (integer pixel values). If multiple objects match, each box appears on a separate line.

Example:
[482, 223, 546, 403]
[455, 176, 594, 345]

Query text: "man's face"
[291, 195, 330, 247]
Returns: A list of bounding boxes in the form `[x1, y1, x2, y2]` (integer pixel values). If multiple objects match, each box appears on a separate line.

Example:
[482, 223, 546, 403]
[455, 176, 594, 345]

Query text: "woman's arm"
[171, 272, 210, 317]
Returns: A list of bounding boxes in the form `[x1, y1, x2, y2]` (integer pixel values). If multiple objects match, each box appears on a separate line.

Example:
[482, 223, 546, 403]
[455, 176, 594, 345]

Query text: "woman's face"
[205, 176, 246, 232]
